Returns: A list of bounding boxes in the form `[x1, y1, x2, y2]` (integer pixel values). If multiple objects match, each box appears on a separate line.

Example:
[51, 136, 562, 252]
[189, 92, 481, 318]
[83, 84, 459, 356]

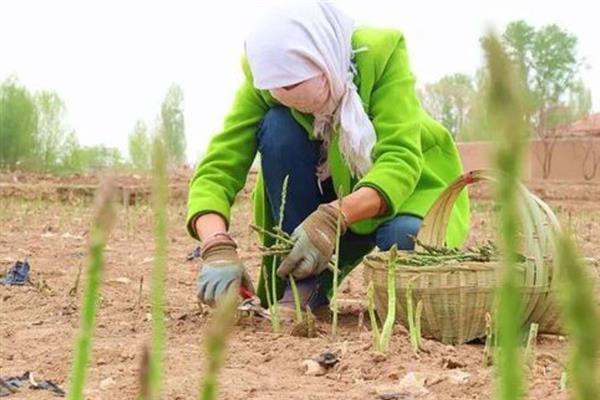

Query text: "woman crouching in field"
[186, 1, 470, 311]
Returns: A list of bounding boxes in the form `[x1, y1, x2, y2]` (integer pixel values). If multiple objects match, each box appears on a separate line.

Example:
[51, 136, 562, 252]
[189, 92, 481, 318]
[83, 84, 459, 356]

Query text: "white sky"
[2, 0, 598, 162]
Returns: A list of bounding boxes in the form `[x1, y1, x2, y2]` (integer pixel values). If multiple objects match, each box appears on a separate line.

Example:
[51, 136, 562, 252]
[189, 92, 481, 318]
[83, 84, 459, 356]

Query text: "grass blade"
[406, 281, 417, 353]
[380, 245, 397, 352]
[555, 233, 600, 400]
[483, 313, 494, 366]
[331, 185, 344, 338]
[261, 263, 274, 316]
[268, 175, 291, 332]
[524, 323, 539, 369]
[560, 370, 568, 391]
[289, 275, 303, 323]
[148, 137, 168, 398]
[269, 255, 281, 332]
[367, 281, 382, 352]
[279, 175, 303, 323]
[414, 300, 423, 351]
[278, 175, 289, 231]
[68, 182, 116, 400]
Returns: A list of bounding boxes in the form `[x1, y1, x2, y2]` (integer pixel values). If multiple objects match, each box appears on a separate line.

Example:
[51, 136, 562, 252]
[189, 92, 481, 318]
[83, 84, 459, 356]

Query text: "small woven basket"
[363, 170, 563, 344]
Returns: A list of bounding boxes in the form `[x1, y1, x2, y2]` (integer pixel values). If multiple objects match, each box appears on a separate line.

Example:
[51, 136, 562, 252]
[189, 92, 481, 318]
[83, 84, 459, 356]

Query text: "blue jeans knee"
[375, 214, 422, 251]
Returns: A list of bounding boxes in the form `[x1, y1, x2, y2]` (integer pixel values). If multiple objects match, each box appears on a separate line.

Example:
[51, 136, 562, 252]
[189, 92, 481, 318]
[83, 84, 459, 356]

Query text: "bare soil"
[1, 173, 599, 400]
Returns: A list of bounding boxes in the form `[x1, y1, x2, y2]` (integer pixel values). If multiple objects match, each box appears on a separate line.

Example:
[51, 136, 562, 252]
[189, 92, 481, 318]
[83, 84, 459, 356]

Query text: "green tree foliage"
[458, 69, 492, 141]
[128, 119, 151, 170]
[60, 132, 124, 172]
[0, 77, 39, 169]
[567, 80, 593, 121]
[74, 145, 124, 170]
[35, 90, 69, 170]
[444, 21, 591, 142]
[420, 73, 475, 138]
[502, 20, 588, 135]
[61, 131, 85, 172]
[160, 83, 186, 167]
[1, 76, 125, 173]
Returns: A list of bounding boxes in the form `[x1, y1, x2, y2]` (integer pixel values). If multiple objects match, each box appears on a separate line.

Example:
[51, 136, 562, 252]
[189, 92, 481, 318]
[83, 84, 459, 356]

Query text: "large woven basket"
[363, 170, 563, 344]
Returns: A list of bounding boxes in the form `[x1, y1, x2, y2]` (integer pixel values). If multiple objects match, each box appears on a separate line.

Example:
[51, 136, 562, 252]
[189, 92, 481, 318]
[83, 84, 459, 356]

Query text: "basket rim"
[368, 282, 553, 293]
[363, 257, 508, 273]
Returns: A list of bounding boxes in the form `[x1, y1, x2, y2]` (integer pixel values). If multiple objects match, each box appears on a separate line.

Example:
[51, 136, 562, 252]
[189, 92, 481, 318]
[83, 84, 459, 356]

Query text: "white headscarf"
[245, 1, 376, 177]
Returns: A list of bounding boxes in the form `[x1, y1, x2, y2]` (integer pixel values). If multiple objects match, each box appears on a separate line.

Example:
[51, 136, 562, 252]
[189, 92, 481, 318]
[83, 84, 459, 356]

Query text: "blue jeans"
[257, 107, 422, 300]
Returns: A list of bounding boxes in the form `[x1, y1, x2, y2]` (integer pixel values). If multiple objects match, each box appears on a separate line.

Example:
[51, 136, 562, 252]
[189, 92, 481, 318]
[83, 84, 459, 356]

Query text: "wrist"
[320, 203, 348, 232]
[326, 202, 350, 226]
[202, 232, 237, 252]
[194, 213, 228, 242]
[328, 187, 387, 225]
[201, 235, 239, 264]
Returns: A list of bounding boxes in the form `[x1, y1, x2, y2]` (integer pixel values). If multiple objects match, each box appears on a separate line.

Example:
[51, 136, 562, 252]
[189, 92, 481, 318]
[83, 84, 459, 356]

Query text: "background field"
[1, 172, 598, 400]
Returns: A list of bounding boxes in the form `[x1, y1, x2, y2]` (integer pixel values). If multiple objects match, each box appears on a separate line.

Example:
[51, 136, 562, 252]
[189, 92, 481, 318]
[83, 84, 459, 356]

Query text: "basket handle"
[415, 170, 495, 249]
[415, 169, 561, 250]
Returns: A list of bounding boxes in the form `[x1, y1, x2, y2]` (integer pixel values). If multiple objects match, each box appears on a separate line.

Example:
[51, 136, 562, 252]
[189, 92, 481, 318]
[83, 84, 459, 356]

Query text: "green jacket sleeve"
[354, 33, 424, 220]
[186, 59, 269, 239]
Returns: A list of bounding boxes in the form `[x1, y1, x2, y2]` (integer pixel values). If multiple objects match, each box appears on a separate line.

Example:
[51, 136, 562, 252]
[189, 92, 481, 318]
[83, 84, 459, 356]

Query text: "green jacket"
[187, 26, 469, 247]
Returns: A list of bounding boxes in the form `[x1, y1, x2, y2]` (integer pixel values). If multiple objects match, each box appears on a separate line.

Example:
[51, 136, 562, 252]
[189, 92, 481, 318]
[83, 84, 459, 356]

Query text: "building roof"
[559, 113, 600, 137]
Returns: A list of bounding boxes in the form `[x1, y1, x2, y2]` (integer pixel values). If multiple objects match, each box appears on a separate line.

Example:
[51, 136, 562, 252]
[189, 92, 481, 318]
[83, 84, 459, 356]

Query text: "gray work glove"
[196, 238, 254, 306]
[277, 204, 347, 280]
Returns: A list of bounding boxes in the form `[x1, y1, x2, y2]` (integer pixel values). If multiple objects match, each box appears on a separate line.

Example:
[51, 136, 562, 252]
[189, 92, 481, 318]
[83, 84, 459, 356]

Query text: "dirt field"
[1, 174, 599, 399]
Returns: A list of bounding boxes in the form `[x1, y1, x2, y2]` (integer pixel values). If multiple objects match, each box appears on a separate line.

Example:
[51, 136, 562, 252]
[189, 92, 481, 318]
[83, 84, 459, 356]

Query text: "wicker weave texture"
[362, 170, 564, 344]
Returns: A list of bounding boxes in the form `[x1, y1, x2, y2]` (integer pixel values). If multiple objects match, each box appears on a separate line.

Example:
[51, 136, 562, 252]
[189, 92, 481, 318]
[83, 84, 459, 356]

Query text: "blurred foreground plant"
[146, 137, 169, 399]
[555, 234, 599, 400]
[483, 33, 529, 399]
[67, 182, 116, 400]
[198, 289, 238, 400]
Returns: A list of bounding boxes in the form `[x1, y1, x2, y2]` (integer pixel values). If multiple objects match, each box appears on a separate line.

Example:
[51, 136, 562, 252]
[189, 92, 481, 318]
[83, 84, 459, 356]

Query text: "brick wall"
[456, 138, 600, 182]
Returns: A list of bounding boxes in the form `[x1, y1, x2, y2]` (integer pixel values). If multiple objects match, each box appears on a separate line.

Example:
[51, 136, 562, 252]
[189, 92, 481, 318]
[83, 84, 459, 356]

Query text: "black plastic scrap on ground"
[0, 371, 65, 397]
[0, 260, 31, 286]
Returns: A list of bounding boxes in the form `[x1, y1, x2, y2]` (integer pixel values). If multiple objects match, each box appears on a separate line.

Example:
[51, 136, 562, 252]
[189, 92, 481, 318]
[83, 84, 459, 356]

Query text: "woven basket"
[363, 169, 563, 344]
